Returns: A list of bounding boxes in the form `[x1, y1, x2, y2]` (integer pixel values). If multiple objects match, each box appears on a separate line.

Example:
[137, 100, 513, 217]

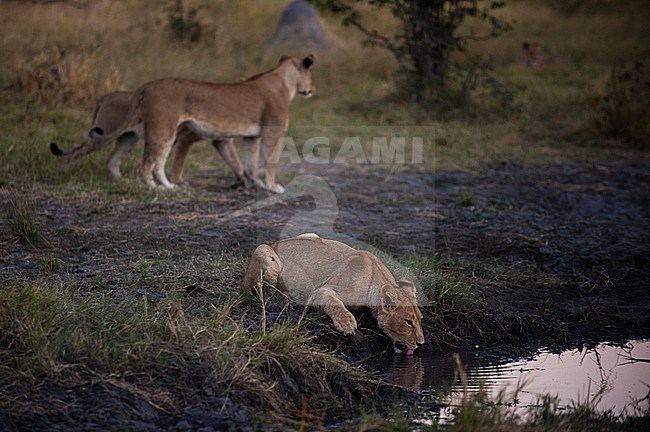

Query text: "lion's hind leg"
[308, 286, 357, 335]
[107, 132, 138, 179]
[213, 139, 245, 185]
[142, 137, 176, 189]
[241, 137, 263, 190]
[170, 127, 201, 185]
[153, 139, 176, 189]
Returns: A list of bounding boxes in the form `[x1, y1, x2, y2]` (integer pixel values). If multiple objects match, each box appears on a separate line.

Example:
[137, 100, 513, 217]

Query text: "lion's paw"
[331, 311, 357, 335]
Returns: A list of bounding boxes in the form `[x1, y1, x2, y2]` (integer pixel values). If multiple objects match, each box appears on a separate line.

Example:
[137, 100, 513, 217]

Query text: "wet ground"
[2, 159, 650, 429]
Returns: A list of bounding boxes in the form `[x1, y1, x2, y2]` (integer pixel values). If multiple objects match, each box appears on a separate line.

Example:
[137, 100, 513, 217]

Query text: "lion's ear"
[398, 279, 416, 294]
[380, 285, 397, 311]
[303, 54, 314, 69]
[279, 55, 291, 63]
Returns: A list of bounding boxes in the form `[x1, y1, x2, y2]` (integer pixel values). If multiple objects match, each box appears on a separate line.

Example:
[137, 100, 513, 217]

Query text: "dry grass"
[0, 282, 392, 426]
[9, 46, 124, 105]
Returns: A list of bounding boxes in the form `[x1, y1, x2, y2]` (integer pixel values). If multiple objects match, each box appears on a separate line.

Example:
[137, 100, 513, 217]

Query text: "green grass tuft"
[4, 189, 42, 245]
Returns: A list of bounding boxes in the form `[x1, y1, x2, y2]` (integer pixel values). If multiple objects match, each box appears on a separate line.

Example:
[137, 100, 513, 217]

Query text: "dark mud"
[1, 367, 253, 432]
[2, 160, 649, 429]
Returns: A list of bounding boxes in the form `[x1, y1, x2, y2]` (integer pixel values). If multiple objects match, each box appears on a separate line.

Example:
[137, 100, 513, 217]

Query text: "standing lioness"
[243, 234, 425, 354]
[49, 91, 245, 185]
[89, 55, 315, 192]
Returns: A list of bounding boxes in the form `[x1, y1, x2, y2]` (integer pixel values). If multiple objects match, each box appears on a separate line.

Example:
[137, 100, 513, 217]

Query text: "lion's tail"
[49, 127, 110, 161]
[48, 86, 146, 162]
[49, 142, 69, 157]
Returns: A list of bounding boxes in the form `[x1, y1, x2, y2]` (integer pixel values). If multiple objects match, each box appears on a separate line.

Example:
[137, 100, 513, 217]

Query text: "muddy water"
[364, 341, 650, 422]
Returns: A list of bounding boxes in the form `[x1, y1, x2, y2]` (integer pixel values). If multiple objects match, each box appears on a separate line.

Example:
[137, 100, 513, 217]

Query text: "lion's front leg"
[260, 127, 286, 193]
[242, 244, 283, 291]
[308, 286, 357, 335]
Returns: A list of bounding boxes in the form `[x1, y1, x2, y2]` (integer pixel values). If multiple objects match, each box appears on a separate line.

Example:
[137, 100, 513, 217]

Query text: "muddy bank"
[1, 368, 253, 432]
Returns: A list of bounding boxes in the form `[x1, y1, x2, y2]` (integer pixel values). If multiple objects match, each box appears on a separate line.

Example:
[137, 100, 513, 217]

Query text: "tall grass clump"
[4, 188, 41, 245]
[0, 283, 177, 374]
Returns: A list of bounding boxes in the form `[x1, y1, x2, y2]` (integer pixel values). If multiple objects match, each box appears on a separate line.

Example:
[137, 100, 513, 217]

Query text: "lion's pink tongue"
[404, 348, 415, 356]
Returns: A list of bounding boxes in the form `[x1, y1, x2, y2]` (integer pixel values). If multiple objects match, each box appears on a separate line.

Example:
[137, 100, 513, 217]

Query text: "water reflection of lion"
[388, 355, 425, 391]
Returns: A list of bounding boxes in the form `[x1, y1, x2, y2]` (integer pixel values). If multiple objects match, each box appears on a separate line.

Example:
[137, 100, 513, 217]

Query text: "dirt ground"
[2, 159, 649, 430]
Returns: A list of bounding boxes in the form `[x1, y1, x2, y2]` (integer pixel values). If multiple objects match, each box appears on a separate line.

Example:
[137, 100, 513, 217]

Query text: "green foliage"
[92, 274, 106, 290]
[0, 282, 382, 424]
[403, 255, 486, 347]
[313, 0, 512, 107]
[591, 62, 650, 148]
[138, 260, 150, 279]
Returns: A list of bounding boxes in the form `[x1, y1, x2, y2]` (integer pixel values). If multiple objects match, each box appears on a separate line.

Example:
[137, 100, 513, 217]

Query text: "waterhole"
[364, 340, 650, 422]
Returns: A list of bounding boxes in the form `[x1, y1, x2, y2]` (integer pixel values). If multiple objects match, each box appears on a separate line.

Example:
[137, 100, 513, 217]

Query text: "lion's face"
[296, 54, 315, 98]
[377, 280, 425, 354]
[254, 244, 283, 286]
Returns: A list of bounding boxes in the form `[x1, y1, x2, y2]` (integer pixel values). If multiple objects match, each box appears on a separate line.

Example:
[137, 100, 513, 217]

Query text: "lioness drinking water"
[242, 233, 425, 354]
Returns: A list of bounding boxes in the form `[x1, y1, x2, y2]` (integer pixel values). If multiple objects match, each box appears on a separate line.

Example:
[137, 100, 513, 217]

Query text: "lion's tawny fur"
[50, 91, 247, 184]
[83, 55, 315, 192]
[242, 234, 425, 352]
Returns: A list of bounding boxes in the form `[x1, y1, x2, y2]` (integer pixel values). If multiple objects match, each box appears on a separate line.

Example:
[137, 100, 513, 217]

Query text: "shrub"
[592, 62, 650, 148]
[313, 0, 512, 108]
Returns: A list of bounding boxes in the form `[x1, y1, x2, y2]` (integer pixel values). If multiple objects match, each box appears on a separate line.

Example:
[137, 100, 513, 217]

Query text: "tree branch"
[345, 14, 391, 48]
